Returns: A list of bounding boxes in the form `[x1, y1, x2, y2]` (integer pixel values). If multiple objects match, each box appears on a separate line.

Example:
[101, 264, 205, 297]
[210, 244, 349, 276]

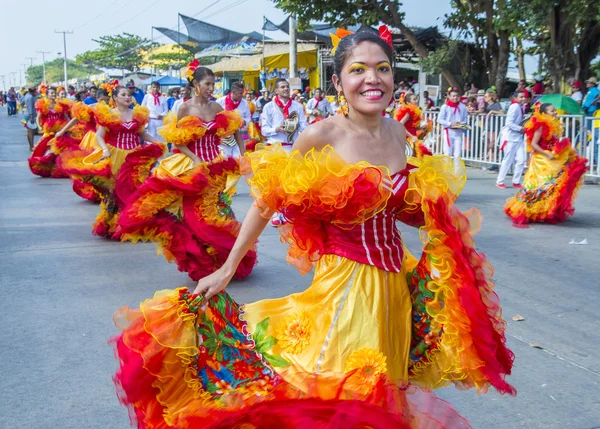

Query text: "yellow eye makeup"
[347, 63, 367, 73]
[376, 62, 391, 71]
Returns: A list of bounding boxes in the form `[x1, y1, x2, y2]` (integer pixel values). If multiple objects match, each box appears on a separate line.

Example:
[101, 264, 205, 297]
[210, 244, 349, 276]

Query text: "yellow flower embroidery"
[344, 347, 387, 387]
[276, 311, 312, 355]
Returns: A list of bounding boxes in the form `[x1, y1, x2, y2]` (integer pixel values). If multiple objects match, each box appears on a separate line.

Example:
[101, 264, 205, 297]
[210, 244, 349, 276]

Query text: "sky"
[1, 0, 514, 89]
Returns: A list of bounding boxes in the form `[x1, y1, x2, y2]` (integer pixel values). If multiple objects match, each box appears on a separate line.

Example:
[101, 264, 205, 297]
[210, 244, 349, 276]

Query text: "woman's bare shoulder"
[294, 116, 342, 154]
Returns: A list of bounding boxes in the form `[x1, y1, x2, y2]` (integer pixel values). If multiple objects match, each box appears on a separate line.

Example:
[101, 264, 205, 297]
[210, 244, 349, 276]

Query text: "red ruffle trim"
[117, 158, 257, 281]
[28, 135, 68, 178]
[72, 179, 102, 203]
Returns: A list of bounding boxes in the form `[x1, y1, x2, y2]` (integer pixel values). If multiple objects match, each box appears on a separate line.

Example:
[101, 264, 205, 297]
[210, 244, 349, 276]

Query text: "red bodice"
[188, 120, 222, 162]
[105, 121, 142, 150]
[322, 169, 412, 273]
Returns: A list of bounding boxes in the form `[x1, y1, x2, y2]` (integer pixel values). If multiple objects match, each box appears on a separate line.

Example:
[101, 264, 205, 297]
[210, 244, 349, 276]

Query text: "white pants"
[443, 132, 464, 173]
[219, 143, 241, 159]
[496, 138, 526, 185]
[146, 118, 164, 141]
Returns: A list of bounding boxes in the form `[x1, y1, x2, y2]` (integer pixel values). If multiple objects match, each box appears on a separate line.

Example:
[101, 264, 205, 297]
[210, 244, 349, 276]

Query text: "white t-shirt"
[571, 91, 583, 103]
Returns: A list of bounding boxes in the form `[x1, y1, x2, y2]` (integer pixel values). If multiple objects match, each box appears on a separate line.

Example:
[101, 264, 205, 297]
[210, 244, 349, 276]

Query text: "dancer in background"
[393, 93, 432, 159]
[116, 64, 256, 281]
[76, 86, 163, 238]
[28, 87, 73, 178]
[437, 87, 468, 173]
[56, 89, 111, 202]
[504, 103, 587, 227]
[112, 29, 513, 429]
[496, 90, 527, 189]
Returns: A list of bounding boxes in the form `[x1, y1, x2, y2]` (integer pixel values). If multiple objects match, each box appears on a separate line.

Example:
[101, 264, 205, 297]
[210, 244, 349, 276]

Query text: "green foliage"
[147, 50, 195, 71]
[26, 59, 100, 85]
[418, 40, 459, 75]
[76, 32, 158, 72]
[273, 0, 405, 30]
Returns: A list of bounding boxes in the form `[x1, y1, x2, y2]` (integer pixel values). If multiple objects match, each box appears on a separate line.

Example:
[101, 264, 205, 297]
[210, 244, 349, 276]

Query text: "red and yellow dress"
[58, 102, 105, 202]
[113, 145, 515, 428]
[246, 100, 262, 152]
[66, 104, 163, 238]
[28, 98, 73, 178]
[116, 111, 257, 281]
[504, 112, 587, 226]
[393, 103, 433, 159]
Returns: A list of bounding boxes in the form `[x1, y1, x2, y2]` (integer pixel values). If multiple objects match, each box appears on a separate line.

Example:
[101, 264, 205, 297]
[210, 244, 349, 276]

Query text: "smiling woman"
[112, 29, 514, 429]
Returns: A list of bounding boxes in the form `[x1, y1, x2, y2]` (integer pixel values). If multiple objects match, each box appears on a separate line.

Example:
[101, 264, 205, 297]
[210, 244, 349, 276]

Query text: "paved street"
[1, 106, 599, 429]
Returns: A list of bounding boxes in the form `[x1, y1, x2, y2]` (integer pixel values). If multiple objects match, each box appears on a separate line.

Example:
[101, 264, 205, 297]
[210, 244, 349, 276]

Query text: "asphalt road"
[1, 107, 598, 429]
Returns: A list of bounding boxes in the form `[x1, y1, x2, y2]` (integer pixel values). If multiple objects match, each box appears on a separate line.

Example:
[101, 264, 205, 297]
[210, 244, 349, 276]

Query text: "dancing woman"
[393, 93, 433, 159]
[28, 87, 73, 178]
[56, 89, 111, 202]
[112, 29, 514, 428]
[73, 86, 164, 238]
[116, 65, 257, 281]
[504, 103, 587, 226]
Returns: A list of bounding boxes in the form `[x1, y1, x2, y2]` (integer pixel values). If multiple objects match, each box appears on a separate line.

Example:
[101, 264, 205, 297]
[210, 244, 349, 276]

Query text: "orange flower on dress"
[344, 347, 387, 387]
[276, 311, 311, 355]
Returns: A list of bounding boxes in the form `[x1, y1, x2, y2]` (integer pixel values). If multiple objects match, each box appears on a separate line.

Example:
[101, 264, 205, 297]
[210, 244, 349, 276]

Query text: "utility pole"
[20, 64, 28, 87]
[10, 72, 17, 87]
[37, 51, 51, 82]
[289, 14, 297, 79]
[25, 57, 36, 85]
[55, 30, 73, 86]
[0, 75, 5, 91]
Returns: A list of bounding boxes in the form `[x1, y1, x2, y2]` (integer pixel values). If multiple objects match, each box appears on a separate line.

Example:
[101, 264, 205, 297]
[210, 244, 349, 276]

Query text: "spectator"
[532, 76, 544, 97]
[67, 85, 77, 100]
[466, 96, 479, 114]
[20, 85, 38, 150]
[257, 89, 270, 113]
[6, 87, 17, 116]
[570, 81, 583, 104]
[126, 80, 145, 105]
[166, 87, 180, 111]
[582, 77, 599, 116]
[476, 89, 487, 112]
[141, 81, 168, 140]
[172, 85, 191, 114]
[83, 86, 98, 105]
[422, 90, 435, 109]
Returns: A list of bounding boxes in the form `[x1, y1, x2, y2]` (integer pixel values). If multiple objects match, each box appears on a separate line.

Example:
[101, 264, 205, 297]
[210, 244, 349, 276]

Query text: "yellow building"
[206, 42, 320, 94]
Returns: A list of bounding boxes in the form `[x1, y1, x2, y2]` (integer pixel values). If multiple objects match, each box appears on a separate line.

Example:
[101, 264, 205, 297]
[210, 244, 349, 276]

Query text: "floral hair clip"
[38, 83, 49, 96]
[330, 25, 394, 56]
[186, 58, 201, 83]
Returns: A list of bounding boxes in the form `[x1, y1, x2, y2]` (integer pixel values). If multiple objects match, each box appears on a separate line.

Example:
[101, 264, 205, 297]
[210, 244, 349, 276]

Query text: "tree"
[444, 0, 522, 97]
[76, 33, 158, 72]
[26, 59, 100, 85]
[525, 0, 600, 92]
[142, 45, 195, 71]
[272, 0, 460, 87]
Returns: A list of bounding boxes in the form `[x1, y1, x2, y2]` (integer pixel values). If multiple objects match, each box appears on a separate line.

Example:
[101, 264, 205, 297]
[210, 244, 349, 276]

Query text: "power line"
[104, 0, 164, 33]
[71, 0, 122, 30]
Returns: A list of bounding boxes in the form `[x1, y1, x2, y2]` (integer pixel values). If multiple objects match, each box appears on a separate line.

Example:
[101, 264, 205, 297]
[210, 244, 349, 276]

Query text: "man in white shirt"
[141, 82, 168, 140]
[570, 81, 583, 105]
[216, 81, 252, 158]
[260, 78, 308, 151]
[172, 86, 191, 114]
[437, 88, 468, 173]
[305, 87, 333, 123]
[496, 90, 527, 189]
[260, 78, 308, 226]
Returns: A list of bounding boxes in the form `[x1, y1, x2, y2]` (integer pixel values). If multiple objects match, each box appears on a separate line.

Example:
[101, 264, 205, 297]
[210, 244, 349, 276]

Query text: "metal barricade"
[421, 111, 600, 179]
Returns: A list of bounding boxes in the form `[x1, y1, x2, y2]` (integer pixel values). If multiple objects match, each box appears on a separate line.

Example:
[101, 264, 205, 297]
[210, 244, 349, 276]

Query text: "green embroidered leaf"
[253, 317, 270, 343]
[262, 352, 291, 367]
[256, 335, 278, 352]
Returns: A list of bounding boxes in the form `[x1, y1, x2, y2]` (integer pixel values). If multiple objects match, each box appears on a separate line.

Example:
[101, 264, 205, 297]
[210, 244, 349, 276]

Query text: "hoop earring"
[337, 90, 349, 117]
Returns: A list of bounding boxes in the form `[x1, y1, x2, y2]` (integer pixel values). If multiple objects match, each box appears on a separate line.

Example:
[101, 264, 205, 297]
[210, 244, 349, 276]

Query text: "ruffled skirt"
[112, 255, 473, 428]
[504, 145, 587, 226]
[28, 134, 70, 178]
[116, 153, 257, 280]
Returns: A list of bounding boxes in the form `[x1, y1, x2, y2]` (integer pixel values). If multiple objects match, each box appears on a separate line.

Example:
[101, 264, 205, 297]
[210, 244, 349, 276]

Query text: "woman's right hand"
[102, 148, 111, 158]
[55, 130, 64, 138]
[193, 266, 235, 300]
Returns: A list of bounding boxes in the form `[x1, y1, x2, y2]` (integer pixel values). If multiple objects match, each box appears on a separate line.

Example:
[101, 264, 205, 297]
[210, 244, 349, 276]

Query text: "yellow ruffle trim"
[524, 112, 562, 152]
[95, 103, 150, 129]
[71, 102, 93, 123]
[158, 111, 243, 145]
